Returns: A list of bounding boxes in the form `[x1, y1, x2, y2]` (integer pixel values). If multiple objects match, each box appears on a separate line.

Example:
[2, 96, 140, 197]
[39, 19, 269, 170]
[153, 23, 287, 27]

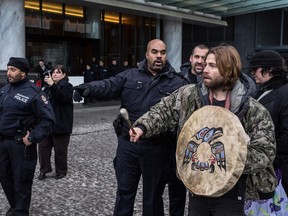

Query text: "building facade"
[0, 0, 287, 78]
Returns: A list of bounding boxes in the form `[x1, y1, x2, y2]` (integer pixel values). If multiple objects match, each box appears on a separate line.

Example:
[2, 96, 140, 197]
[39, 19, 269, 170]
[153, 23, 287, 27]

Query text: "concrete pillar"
[163, 19, 182, 72]
[0, 0, 25, 70]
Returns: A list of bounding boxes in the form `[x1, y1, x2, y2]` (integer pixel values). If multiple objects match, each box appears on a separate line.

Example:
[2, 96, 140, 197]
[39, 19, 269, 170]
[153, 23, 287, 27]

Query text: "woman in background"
[38, 65, 74, 180]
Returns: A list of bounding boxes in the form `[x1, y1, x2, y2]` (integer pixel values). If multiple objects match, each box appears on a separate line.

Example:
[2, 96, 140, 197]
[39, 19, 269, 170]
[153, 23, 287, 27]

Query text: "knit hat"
[250, 50, 283, 69]
[7, 57, 30, 74]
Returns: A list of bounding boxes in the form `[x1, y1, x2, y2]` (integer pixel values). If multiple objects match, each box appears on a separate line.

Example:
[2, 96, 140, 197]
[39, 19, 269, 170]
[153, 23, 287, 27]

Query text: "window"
[193, 25, 208, 42]
[283, 10, 288, 45]
[225, 17, 234, 41]
[25, 0, 86, 37]
[103, 11, 120, 55]
[64, 5, 85, 37]
[256, 9, 281, 46]
[25, 0, 41, 34]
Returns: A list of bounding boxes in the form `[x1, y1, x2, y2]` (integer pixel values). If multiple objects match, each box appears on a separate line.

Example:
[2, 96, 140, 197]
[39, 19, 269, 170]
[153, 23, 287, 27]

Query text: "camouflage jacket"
[134, 73, 277, 200]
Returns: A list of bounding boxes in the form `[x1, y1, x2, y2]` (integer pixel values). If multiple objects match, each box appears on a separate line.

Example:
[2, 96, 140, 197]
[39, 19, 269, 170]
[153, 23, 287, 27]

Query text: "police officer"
[180, 44, 209, 83]
[97, 60, 110, 80]
[0, 57, 55, 216]
[73, 39, 188, 216]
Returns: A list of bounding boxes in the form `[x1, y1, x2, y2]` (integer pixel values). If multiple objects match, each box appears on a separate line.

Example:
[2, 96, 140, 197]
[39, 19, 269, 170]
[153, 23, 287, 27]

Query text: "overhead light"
[66, 5, 84, 18]
[24, 0, 39, 10]
[24, 0, 83, 18]
[104, 13, 120, 23]
[104, 18, 119, 23]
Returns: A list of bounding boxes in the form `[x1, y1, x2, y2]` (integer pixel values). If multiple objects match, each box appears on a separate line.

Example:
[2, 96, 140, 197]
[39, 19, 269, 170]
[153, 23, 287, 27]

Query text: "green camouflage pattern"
[134, 83, 277, 200]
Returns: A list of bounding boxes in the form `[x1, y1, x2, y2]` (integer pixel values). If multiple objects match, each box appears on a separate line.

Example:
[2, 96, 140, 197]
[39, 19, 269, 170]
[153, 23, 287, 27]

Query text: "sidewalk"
[0, 101, 188, 215]
[74, 99, 121, 108]
[0, 104, 121, 216]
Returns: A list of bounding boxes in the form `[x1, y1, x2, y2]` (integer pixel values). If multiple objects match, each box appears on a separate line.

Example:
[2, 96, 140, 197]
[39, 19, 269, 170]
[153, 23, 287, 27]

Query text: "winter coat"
[134, 73, 277, 200]
[44, 79, 73, 134]
[179, 61, 202, 84]
[0, 77, 55, 142]
[255, 76, 288, 168]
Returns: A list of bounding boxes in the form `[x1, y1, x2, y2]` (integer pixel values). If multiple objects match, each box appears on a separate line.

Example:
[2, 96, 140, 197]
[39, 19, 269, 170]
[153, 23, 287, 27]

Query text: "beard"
[204, 75, 225, 90]
[7, 76, 21, 83]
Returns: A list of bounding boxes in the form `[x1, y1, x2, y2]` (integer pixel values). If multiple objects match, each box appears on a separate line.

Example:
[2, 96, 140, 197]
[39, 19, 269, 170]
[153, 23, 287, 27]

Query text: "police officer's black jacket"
[86, 59, 188, 163]
[109, 65, 121, 77]
[87, 59, 189, 123]
[180, 61, 202, 84]
[0, 77, 55, 142]
[44, 79, 73, 134]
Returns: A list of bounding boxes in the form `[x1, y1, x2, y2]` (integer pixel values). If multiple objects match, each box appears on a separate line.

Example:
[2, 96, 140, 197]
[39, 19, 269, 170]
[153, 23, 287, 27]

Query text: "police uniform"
[0, 57, 55, 215]
[74, 59, 188, 216]
[180, 61, 203, 84]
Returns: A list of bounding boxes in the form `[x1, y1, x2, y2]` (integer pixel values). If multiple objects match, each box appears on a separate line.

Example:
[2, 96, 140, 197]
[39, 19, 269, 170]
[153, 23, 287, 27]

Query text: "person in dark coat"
[109, 59, 121, 76]
[250, 50, 288, 195]
[38, 65, 73, 180]
[82, 64, 96, 104]
[83, 64, 96, 83]
[121, 59, 130, 72]
[91, 56, 98, 76]
[73, 39, 188, 216]
[34, 59, 50, 87]
[97, 60, 110, 80]
[0, 57, 55, 216]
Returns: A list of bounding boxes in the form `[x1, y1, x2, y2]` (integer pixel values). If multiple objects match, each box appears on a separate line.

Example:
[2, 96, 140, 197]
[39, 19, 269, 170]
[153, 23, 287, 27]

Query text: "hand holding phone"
[44, 71, 54, 86]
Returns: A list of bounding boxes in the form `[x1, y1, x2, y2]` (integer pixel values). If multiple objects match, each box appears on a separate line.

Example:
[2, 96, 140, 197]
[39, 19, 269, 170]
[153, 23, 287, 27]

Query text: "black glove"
[73, 90, 83, 102]
[73, 84, 91, 102]
[113, 114, 123, 136]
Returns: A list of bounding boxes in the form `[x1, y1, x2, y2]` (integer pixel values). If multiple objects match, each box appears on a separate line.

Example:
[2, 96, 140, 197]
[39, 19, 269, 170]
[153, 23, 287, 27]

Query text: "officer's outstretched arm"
[129, 127, 143, 142]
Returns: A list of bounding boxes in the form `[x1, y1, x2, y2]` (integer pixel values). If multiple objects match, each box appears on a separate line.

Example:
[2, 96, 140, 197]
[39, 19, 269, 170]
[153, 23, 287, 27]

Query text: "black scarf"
[256, 76, 288, 98]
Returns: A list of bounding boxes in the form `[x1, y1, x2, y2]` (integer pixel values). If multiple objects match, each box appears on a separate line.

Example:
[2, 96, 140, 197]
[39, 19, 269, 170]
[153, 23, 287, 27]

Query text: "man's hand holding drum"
[129, 127, 143, 142]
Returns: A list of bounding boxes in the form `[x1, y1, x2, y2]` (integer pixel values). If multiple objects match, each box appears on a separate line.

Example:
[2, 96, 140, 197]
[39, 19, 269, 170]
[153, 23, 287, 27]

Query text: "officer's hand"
[73, 84, 91, 102]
